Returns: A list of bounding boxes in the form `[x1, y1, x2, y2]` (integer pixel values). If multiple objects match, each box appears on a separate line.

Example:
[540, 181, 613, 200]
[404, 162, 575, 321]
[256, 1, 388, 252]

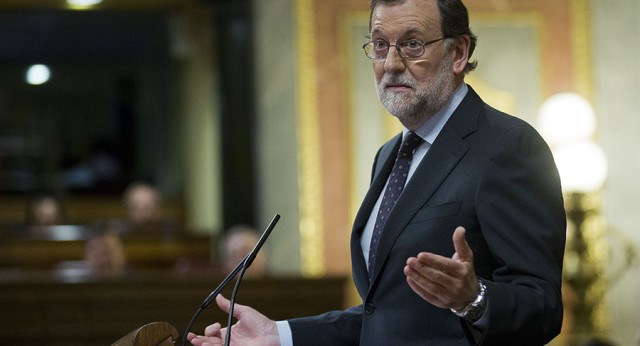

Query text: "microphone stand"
[180, 214, 280, 346]
[224, 258, 250, 346]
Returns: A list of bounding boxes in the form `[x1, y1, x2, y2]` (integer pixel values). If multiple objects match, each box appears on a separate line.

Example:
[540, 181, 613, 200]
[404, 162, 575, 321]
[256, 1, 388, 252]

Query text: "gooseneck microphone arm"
[180, 214, 280, 346]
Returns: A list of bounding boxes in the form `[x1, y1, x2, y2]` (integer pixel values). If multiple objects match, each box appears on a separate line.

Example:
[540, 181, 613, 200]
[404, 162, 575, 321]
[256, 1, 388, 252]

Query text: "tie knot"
[398, 131, 423, 154]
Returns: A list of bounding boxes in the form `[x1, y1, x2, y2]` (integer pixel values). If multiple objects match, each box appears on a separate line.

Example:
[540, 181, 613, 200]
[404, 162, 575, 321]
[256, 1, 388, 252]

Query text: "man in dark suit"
[188, 0, 566, 344]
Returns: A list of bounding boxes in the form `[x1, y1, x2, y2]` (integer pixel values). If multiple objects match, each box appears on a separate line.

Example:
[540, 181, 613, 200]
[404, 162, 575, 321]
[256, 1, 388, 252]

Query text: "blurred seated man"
[84, 222, 128, 278]
[54, 221, 127, 279]
[220, 225, 267, 278]
[120, 181, 175, 237]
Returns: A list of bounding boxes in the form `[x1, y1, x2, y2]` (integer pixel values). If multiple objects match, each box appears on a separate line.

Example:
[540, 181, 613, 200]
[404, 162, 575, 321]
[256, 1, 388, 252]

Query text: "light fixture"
[553, 140, 608, 193]
[536, 92, 607, 193]
[538, 92, 596, 146]
[537, 93, 609, 344]
[66, 0, 103, 9]
[25, 64, 52, 85]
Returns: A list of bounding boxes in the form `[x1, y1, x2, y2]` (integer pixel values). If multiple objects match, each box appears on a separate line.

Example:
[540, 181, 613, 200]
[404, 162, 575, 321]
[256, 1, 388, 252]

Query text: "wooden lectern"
[111, 321, 179, 346]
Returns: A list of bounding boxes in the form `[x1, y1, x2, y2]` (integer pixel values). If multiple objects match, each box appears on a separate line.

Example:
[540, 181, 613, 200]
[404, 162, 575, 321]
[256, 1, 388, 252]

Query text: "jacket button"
[365, 303, 375, 314]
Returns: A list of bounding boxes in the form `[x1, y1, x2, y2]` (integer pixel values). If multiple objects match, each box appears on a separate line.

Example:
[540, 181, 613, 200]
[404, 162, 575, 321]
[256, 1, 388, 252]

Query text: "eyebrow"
[370, 27, 428, 39]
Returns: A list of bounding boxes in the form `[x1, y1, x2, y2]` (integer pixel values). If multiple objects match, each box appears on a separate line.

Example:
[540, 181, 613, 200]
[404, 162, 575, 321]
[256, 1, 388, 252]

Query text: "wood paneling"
[0, 273, 347, 345]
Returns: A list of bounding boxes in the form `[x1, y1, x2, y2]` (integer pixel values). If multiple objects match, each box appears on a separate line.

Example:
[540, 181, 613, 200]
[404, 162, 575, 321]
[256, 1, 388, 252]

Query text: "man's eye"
[373, 41, 388, 50]
[404, 40, 423, 49]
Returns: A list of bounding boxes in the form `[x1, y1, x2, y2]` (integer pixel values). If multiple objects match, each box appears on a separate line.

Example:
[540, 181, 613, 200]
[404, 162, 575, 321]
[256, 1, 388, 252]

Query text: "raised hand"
[403, 226, 480, 310]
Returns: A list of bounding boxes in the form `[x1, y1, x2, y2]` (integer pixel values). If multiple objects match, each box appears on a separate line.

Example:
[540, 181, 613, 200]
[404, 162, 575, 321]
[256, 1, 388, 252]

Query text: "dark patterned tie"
[368, 131, 423, 279]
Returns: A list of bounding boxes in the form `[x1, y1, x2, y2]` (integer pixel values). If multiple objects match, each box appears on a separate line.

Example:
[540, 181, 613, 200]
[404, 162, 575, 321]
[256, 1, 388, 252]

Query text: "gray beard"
[377, 53, 455, 129]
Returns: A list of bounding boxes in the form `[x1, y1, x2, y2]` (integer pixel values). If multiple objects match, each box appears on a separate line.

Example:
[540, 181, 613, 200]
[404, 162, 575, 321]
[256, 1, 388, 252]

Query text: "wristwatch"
[451, 280, 487, 322]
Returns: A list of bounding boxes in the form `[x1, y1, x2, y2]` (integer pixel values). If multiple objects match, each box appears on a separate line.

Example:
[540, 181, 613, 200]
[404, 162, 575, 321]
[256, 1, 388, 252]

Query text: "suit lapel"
[351, 134, 402, 297]
[352, 133, 402, 232]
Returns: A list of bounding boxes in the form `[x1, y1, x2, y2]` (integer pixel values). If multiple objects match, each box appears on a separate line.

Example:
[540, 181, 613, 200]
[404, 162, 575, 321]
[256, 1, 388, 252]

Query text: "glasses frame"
[362, 37, 446, 60]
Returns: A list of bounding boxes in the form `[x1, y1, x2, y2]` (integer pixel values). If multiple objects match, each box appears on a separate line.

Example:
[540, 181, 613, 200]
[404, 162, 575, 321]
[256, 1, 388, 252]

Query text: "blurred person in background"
[24, 192, 66, 234]
[83, 221, 128, 278]
[54, 220, 128, 279]
[119, 181, 175, 237]
[219, 224, 267, 279]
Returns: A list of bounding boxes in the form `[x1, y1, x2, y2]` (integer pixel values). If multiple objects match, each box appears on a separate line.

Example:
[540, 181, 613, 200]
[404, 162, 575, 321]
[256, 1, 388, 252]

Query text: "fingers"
[188, 332, 222, 346]
[404, 254, 455, 295]
[188, 324, 225, 346]
[407, 251, 459, 279]
[405, 253, 452, 302]
[187, 297, 230, 345]
[406, 272, 444, 303]
[204, 323, 223, 337]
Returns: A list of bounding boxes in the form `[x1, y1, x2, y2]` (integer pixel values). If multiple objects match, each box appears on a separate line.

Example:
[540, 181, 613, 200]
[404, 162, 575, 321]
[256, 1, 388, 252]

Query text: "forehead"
[370, 0, 441, 37]
[227, 232, 258, 249]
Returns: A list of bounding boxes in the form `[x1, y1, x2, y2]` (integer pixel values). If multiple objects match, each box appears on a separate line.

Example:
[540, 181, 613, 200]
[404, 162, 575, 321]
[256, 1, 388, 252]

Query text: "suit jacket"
[289, 86, 566, 345]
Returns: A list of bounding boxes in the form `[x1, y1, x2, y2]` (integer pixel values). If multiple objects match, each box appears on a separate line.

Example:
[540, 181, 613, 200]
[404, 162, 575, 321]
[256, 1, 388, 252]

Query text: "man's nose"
[384, 47, 406, 73]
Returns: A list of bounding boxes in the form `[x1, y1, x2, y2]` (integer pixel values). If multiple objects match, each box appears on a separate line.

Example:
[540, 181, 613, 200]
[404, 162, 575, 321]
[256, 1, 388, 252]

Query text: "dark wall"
[0, 10, 173, 195]
[0, 1, 258, 230]
[214, 0, 257, 230]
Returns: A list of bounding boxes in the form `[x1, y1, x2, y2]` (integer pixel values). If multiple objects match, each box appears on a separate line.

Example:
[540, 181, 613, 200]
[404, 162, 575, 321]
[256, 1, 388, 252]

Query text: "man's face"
[127, 186, 159, 224]
[371, 0, 456, 129]
[33, 197, 62, 226]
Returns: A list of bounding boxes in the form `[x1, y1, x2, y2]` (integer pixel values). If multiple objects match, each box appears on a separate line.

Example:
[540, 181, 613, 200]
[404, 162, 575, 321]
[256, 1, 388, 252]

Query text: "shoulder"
[476, 103, 546, 149]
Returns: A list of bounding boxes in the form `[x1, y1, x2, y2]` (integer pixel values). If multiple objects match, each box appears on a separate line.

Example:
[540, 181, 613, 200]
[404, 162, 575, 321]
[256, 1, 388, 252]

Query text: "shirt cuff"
[276, 320, 293, 346]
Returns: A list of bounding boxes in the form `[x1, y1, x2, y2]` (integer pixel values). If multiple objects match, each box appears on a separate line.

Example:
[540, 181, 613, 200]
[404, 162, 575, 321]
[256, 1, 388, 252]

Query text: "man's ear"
[451, 35, 471, 74]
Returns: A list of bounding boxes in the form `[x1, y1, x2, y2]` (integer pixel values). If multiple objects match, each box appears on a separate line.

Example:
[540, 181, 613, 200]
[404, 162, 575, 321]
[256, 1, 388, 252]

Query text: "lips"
[385, 83, 412, 91]
[382, 75, 414, 90]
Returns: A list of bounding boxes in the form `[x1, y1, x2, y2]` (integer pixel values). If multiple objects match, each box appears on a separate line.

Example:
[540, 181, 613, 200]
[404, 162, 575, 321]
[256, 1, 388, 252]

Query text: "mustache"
[380, 74, 416, 89]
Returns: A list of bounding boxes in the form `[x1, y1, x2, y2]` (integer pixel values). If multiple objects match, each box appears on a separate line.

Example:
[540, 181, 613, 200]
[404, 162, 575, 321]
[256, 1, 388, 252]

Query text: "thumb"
[216, 294, 250, 319]
[215, 294, 231, 313]
[452, 226, 473, 263]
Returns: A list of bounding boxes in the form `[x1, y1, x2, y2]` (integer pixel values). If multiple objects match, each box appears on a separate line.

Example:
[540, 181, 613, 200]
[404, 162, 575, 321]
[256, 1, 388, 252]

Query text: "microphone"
[180, 214, 280, 346]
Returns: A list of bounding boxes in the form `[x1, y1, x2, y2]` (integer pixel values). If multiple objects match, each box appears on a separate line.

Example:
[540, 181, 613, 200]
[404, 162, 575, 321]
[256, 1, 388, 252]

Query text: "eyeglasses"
[362, 37, 445, 60]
